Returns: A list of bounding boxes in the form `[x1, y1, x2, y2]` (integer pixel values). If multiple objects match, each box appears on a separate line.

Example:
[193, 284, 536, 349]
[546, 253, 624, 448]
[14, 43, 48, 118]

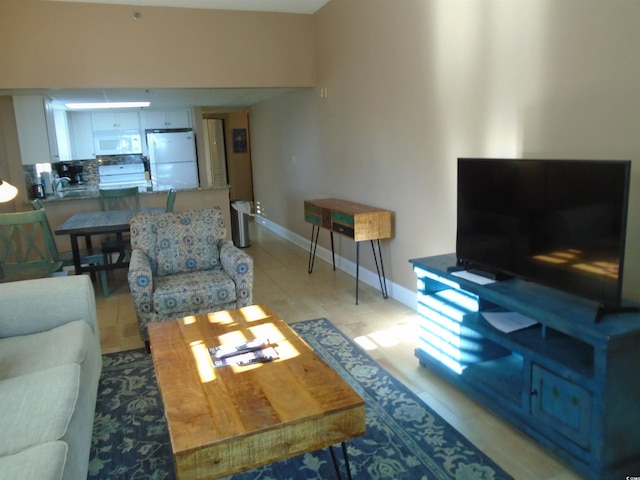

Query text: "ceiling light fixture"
[0, 178, 18, 203]
[65, 101, 150, 110]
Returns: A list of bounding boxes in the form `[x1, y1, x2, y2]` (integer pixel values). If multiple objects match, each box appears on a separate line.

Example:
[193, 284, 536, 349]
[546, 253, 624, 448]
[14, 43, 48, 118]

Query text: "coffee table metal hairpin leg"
[329, 442, 353, 480]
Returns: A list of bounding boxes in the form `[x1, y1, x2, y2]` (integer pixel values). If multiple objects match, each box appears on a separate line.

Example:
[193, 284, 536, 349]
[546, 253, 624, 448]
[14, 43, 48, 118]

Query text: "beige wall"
[0, 1, 315, 89]
[251, 0, 640, 302]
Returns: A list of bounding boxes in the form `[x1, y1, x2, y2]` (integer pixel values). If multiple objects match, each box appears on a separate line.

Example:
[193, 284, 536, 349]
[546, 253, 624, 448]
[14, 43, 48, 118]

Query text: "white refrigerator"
[147, 129, 199, 191]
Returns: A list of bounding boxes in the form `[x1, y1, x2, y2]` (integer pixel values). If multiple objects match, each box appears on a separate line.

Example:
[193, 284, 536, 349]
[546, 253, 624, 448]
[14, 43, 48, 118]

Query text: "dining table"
[54, 208, 164, 275]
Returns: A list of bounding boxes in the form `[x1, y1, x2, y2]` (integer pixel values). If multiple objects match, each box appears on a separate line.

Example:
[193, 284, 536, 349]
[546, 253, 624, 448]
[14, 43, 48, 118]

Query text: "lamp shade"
[0, 179, 18, 203]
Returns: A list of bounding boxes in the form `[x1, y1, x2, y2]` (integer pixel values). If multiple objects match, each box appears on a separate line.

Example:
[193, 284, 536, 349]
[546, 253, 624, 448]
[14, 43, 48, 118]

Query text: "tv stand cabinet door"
[530, 364, 592, 449]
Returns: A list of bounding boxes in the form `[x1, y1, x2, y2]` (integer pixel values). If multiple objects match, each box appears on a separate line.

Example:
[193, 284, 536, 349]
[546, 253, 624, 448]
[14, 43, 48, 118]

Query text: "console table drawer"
[304, 202, 322, 215]
[304, 212, 321, 226]
[304, 202, 331, 228]
[332, 222, 354, 238]
[332, 211, 354, 226]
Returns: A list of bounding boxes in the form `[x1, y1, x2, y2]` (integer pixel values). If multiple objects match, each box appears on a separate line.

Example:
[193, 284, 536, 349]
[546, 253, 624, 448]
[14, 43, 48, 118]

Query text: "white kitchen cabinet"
[141, 109, 192, 129]
[53, 110, 72, 161]
[91, 111, 140, 131]
[44, 100, 61, 162]
[68, 112, 96, 159]
[13, 95, 55, 164]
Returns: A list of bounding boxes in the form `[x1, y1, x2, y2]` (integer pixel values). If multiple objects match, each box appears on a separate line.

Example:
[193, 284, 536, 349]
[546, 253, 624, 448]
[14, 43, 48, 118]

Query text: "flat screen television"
[456, 158, 632, 310]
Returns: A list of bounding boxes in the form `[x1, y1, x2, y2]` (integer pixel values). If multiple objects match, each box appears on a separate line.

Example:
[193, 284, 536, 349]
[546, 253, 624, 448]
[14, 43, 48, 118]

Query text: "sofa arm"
[0, 275, 98, 339]
[127, 249, 155, 314]
[219, 240, 253, 307]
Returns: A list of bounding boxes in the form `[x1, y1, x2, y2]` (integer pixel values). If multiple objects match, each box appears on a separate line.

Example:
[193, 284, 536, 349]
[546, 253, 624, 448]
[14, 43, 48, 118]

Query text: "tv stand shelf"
[410, 254, 640, 479]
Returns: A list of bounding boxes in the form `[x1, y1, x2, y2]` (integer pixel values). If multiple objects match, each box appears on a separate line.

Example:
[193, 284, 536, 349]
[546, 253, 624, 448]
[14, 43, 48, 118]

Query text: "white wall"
[251, 0, 640, 302]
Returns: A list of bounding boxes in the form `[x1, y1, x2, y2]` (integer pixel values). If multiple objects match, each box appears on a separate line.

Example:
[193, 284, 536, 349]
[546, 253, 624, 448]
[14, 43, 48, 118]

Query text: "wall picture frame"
[232, 128, 247, 153]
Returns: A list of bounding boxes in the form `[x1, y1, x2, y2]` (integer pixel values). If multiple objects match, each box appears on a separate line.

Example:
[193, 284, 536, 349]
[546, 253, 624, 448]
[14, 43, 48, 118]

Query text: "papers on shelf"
[481, 311, 538, 333]
[451, 270, 496, 285]
[209, 339, 279, 367]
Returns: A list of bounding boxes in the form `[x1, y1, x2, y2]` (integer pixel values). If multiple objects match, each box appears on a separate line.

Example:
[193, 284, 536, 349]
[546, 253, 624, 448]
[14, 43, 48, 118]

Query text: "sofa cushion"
[153, 269, 236, 316]
[0, 320, 90, 381]
[0, 441, 67, 480]
[0, 363, 80, 457]
[155, 209, 225, 276]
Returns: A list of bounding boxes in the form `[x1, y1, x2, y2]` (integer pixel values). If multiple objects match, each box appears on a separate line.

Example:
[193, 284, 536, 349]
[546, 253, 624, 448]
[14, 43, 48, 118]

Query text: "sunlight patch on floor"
[354, 324, 416, 351]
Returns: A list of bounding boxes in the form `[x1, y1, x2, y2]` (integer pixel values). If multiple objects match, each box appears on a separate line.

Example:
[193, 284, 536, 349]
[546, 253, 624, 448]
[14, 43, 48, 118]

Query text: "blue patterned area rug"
[89, 318, 514, 480]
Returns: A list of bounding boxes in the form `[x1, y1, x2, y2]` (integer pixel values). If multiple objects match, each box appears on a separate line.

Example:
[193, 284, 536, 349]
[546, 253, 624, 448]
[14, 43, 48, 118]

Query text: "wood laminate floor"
[95, 221, 582, 480]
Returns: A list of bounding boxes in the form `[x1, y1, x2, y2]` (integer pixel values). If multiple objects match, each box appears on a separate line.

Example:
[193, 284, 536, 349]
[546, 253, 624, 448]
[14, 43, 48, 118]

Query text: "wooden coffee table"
[148, 304, 366, 480]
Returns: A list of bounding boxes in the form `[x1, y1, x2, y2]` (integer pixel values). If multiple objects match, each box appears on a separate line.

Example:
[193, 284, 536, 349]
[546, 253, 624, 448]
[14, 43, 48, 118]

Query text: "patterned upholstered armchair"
[127, 207, 253, 347]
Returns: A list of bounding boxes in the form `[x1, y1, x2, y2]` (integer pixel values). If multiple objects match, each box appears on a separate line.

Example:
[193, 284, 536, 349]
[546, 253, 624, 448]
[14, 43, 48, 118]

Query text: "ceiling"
[42, 0, 330, 14]
[4, 1, 325, 110]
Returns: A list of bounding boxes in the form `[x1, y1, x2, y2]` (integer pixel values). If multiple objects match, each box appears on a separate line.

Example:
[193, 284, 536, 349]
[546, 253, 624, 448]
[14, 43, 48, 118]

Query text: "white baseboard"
[254, 215, 417, 310]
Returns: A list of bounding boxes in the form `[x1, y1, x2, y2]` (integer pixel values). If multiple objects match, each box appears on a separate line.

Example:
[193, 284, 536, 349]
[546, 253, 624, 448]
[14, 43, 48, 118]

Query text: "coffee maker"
[69, 165, 84, 184]
[55, 162, 83, 184]
[54, 162, 70, 179]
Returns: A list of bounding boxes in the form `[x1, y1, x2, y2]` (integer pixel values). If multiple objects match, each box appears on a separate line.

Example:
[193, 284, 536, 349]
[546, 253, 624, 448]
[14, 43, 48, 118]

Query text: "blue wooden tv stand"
[410, 254, 640, 480]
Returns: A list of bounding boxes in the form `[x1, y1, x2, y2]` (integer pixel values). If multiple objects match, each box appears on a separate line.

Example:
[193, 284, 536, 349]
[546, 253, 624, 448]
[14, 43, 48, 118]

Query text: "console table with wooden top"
[304, 198, 392, 304]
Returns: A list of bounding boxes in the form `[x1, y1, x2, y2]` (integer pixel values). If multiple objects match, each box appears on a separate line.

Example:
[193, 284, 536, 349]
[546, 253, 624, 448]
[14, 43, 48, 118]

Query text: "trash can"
[231, 200, 252, 248]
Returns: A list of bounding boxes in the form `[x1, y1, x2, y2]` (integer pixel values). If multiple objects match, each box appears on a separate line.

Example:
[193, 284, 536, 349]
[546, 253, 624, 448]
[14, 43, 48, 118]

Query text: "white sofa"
[0, 275, 102, 480]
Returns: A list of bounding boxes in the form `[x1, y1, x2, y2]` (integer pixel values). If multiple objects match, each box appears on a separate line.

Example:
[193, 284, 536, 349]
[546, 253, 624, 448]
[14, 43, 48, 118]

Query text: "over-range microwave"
[94, 131, 142, 155]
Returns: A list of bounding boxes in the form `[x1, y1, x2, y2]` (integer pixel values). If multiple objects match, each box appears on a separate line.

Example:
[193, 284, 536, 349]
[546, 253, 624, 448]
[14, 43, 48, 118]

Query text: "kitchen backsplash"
[23, 159, 99, 196]
[23, 155, 152, 199]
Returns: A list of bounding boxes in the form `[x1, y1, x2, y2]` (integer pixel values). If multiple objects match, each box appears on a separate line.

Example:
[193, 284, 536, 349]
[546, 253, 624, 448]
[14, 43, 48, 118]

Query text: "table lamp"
[0, 178, 18, 203]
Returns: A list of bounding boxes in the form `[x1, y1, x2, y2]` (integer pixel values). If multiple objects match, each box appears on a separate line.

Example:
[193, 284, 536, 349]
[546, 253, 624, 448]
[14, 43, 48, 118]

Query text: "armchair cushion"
[155, 209, 224, 276]
[154, 269, 236, 317]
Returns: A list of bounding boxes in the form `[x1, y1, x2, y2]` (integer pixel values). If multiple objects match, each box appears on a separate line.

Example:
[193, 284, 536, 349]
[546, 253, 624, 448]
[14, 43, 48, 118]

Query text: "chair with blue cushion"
[99, 186, 140, 211]
[165, 188, 177, 212]
[127, 206, 254, 349]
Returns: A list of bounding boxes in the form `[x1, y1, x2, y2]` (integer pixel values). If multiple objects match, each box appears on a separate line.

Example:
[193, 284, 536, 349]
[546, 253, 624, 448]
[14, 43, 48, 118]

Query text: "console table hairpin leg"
[361, 239, 388, 303]
[308, 225, 389, 305]
[308, 225, 335, 274]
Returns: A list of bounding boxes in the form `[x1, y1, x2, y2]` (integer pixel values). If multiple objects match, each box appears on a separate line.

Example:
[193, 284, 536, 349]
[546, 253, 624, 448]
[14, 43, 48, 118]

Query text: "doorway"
[203, 112, 254, 202]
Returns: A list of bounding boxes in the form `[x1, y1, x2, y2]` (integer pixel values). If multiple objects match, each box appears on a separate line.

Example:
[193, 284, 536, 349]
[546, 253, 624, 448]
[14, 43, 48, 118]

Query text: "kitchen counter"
[35, 186, 233, 252]
[47, 184, 99, 200]
[41, 185, 230, 202]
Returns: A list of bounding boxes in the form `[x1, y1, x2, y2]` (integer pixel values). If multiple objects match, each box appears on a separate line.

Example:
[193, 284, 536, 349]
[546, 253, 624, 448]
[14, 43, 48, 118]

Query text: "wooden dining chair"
[99, 187, 140, 265]
[166, 188, 177, 212]
[31, 200, 109, 296]
[0, 209, 63, 282]
[99, 186, 140, 211]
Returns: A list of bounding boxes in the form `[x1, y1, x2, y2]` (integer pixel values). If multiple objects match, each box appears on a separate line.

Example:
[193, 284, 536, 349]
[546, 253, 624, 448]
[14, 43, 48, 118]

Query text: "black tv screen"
[456, 158, 631, 307]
